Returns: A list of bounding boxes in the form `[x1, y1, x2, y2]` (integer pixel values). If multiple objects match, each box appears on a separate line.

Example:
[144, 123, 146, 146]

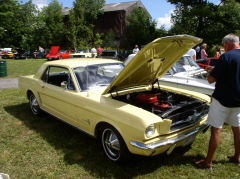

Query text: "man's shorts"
[207, 98, 240, 128]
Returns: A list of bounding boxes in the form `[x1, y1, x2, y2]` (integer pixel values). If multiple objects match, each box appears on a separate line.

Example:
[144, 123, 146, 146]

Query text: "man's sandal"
[227, 155, 240, 165]
[193, 159, 213, 171]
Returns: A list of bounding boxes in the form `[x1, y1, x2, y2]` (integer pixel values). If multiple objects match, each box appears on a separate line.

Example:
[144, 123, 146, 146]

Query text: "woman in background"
[214, 46, 221, 58]
[201, 43, 208, 59]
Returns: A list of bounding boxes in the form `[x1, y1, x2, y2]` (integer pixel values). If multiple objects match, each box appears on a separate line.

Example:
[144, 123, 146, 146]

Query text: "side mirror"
[61, 81, 68, 90]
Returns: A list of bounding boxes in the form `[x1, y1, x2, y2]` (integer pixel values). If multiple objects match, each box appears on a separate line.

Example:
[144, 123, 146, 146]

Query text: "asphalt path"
[0, 78, 19, 89]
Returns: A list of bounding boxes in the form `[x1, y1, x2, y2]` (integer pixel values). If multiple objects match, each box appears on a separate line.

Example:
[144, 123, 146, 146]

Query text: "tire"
[59, 56, 63, 60]
[29, 92, 43, 116]
[101, 124, 131, 163]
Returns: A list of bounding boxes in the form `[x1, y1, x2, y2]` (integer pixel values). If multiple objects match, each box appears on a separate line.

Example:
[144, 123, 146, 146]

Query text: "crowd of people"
[186, 42, 223, 62]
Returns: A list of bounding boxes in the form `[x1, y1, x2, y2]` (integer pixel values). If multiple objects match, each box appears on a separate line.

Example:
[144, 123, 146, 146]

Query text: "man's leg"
[231, 126, 240, 161]
[204, 126, 222, 165]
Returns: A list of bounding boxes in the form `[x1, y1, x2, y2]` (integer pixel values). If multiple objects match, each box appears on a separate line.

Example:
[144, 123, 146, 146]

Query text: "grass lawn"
[1, 58, 47, 78]
[0, 59, 240, 178]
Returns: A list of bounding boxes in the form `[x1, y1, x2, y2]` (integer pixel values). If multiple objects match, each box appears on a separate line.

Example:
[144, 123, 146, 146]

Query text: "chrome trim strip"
[130, 123, 208, 150]
[41, 108, 95, 137]
[159, 79, 213, 90]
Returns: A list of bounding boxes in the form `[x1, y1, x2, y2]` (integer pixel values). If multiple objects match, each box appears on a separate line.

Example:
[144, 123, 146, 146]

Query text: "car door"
[38, 66, 79, 126]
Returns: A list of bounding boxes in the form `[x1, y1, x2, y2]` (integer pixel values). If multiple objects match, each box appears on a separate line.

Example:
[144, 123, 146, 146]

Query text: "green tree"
[124, 7, 159, 49]
[167, 0, 240, 47]
[65, 0, 105, 50]
[18, 0, 41, 50]
[103, 29, 116, 48]
[40, 0, 65, 48]
[0, 0, 20, 47]
[0, 0, 43, 49]
[93, 33, 103, 48]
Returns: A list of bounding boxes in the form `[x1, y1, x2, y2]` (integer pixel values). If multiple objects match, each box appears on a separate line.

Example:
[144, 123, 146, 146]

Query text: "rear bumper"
[130, 122, 209, 155]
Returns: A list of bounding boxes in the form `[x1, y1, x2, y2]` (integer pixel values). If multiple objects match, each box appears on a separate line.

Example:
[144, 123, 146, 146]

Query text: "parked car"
[0, 49, 7, 55]
[18, 35, 210, 163]
[46, 46, 73, 61]
[12, 49, 46, 59]
[70, 49, 92, 58]
[13, 49, 27, 59]
[160, 55, 215, 95]
[101, 50, 119, 60]
[2, 50, 18, 59]
[124, 54, 215, 96]
[196, 57, 219, 69]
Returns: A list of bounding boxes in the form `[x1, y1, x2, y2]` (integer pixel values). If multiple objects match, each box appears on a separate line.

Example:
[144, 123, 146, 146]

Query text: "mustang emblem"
[83, 119, 90, 125]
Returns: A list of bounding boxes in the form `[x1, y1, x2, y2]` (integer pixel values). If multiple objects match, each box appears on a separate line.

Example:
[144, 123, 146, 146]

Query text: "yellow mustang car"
[19, 35, 210, 163]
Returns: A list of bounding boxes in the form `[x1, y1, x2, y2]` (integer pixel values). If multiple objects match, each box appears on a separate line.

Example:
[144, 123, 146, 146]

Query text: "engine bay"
[112, 87, 209, 131]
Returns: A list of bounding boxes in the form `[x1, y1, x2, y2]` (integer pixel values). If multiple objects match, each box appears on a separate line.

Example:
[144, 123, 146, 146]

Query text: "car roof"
[43, 58, 122, 68]
[34, 58, 123, 79]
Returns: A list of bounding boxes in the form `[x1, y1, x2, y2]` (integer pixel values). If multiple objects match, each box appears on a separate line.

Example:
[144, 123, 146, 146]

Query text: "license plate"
[183, 134, 196, 147]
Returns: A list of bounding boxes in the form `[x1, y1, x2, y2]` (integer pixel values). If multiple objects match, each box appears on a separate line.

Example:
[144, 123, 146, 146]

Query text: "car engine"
[112, 87, 209, 132]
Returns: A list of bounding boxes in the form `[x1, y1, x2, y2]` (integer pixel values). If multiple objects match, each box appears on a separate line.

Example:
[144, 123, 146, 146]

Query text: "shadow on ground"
[4, 103, 203, 178]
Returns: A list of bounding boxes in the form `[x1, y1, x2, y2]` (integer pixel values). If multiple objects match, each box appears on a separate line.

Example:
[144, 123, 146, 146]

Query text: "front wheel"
[29, 92, 43, 116]
[101, 124, 131, 163]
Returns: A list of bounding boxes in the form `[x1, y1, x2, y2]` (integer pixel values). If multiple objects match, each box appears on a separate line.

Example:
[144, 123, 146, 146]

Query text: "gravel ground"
[0, 78, 19, 89]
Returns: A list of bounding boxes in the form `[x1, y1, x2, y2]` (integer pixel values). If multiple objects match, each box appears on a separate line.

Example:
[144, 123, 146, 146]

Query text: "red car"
[46, 46, 73, 61]
[196, 57, 219, 69]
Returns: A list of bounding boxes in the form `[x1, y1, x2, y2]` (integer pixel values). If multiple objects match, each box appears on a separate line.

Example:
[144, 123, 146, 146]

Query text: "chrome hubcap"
[30, 95, 39, 114]
[103, 129, 120, 158]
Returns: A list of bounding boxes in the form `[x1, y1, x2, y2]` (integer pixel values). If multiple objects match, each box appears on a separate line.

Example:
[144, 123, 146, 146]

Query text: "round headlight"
[145, 124, 155, 138]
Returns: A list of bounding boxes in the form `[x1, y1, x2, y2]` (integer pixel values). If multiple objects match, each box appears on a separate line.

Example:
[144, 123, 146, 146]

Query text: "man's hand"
[205, 66, 214, 73]
[205, 66, 216, 84]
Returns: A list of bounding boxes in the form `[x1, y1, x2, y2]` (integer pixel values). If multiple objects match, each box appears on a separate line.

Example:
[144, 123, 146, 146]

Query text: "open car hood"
[103, 35, 202, 95]
[49, 46, 60, 55]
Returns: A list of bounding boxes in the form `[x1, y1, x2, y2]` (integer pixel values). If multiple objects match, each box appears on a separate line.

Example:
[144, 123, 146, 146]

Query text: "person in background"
[132, 45, 139, 54]
[97, 46, 102, 58]
[91, 47, 97, 58]
[193, 33, 240, 170]
[186, 48, 196, 61]
[201, 43, 208, 59]
[39, 46, 44, 59]
[195, 45, 201, 59]
[214, 46, 221, 58]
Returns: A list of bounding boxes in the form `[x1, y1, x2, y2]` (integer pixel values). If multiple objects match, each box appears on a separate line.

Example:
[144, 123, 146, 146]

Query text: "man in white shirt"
[91, 47, 97, 58]
[132, 45, 139, 54]
[186, 48, 196, 61]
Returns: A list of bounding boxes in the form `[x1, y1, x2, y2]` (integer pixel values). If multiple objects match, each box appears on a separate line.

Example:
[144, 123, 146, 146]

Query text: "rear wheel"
[29, 92, 42, 116]
[101, 124, 131, 163]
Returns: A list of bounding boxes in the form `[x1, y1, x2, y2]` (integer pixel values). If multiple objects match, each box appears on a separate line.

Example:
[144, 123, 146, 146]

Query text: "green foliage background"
[1, 0, 240, 51]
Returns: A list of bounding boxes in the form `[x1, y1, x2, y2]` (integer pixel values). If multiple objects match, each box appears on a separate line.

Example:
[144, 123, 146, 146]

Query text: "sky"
[21, 0, 221, 30]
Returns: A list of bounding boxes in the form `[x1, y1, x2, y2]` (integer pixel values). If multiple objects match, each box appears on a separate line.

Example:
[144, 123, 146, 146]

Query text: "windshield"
[168, 56, 201, 74]
[73, 63, 124, 91]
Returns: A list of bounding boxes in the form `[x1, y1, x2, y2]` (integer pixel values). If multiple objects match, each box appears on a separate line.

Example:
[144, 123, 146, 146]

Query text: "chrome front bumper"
[130, 123, 209, 151]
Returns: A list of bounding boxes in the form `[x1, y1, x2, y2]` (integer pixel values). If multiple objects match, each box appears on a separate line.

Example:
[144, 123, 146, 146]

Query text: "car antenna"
[86, 60, 90, 97]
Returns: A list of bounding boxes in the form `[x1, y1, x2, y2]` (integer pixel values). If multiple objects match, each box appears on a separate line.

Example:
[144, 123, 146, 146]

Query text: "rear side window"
[41, 66, 75, 90]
